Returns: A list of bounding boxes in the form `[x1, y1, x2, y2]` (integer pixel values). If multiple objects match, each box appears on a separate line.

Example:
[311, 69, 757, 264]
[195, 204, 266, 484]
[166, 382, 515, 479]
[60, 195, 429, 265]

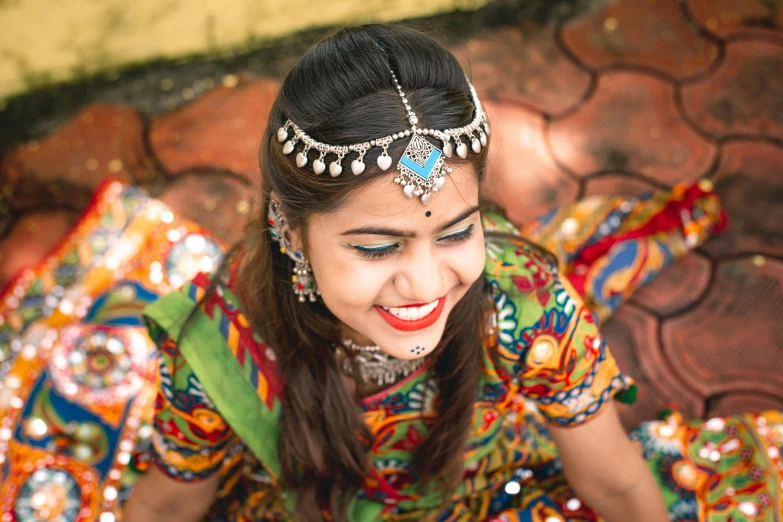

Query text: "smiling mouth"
[375, 296, 446, 331]
[379, 299, 440, 321]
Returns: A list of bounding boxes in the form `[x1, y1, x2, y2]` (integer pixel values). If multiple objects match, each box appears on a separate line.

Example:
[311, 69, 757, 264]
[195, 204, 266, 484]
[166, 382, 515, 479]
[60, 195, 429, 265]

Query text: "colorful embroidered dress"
[143, 214, 631, 521]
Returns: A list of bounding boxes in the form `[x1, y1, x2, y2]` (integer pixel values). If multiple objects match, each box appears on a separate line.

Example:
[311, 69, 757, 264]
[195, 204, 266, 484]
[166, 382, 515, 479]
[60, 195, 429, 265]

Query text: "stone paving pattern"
[1, 0, 782, 429]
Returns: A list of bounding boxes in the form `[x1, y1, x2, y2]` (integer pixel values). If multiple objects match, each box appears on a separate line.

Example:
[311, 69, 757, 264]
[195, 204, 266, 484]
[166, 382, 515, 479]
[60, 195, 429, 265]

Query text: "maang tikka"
[267, 198, 320, 303]
[276, 70, 489, 205]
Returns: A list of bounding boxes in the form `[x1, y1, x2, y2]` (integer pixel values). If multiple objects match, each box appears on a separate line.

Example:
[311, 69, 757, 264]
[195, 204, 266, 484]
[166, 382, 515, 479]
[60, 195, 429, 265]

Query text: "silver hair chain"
[277, 72, 489, 205]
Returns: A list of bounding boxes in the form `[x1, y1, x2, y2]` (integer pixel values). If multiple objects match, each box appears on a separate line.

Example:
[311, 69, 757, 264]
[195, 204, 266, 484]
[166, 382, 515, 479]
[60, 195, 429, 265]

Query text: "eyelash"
[351, 224, 475, 260]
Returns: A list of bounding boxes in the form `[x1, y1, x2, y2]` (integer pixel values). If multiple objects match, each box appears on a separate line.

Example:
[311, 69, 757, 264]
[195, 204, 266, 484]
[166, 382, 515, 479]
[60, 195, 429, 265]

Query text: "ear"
[269, 192, 305, 258]
[286, 224, 304, 254]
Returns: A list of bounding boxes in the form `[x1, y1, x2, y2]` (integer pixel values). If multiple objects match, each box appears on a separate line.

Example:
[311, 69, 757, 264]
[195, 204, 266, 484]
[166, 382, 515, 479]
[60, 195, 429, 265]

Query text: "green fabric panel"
[347, 497, 385, 520]
[142, 291, 282, 478]
[143, 290, 379, 519]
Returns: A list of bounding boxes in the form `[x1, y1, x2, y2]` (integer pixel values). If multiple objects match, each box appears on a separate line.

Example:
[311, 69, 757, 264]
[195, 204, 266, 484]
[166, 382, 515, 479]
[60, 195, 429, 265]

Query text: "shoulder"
[144, 267, 284, 411]
[480, 214, 632, 426]
[480, 212, 583, 372]
[481, 212, 559, 301]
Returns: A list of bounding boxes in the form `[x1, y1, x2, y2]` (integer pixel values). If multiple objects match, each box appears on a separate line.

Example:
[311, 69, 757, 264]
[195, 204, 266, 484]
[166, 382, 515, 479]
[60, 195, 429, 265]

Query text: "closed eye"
[350, 243, 400, 260]
[350, 224, 476, 260]
[437, 224, 474, 244]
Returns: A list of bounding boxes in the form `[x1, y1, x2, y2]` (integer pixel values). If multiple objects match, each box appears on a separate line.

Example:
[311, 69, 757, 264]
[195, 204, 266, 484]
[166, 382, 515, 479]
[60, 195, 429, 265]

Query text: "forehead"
[314, 164, 479, 228]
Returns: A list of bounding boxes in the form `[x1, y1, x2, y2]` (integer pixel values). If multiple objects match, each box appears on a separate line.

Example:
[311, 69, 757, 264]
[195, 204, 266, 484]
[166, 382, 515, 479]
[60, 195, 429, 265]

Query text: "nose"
[393, 244, 444, 304]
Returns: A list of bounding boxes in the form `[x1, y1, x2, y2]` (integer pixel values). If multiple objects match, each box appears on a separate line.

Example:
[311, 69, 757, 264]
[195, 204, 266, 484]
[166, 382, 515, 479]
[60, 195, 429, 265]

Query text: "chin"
[374, 307, 451, 361]
[382, 336, 443, 360]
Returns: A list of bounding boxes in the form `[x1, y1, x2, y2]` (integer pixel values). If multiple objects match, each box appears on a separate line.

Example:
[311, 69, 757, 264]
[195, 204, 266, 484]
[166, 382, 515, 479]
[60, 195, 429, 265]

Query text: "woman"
[123, 24, 672, 521]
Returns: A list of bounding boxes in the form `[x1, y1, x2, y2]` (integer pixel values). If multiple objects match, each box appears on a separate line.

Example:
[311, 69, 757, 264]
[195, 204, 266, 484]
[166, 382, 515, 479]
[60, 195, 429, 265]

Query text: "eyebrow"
[340, 205, 480, 238]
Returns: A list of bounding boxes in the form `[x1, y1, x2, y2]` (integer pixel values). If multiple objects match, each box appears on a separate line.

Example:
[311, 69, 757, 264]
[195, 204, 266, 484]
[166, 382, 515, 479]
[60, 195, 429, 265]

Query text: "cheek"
[311, 254, 385, 309]
[454, 237, 486, 285]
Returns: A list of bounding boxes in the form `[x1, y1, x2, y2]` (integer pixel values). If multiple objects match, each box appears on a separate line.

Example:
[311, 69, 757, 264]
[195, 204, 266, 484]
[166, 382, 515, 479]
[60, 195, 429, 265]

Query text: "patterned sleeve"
[485, 231, 633, 428]
[147, 321, 240, 482]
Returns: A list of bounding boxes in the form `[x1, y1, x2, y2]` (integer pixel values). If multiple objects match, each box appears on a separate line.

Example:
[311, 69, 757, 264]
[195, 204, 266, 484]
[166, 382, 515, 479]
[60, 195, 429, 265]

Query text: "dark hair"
[198, 24, 494, 521]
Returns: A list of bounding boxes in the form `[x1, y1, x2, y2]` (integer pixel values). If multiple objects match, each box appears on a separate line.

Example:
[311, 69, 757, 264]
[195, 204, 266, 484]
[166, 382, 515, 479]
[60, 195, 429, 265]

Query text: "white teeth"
[382, 299, 439, 321]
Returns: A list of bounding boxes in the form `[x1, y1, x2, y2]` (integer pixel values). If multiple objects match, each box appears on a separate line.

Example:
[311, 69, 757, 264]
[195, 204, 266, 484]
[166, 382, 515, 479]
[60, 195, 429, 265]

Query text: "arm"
[549, 402, 668, 522]
[123, 323, 235, 522]
[123, 465, 220, 522]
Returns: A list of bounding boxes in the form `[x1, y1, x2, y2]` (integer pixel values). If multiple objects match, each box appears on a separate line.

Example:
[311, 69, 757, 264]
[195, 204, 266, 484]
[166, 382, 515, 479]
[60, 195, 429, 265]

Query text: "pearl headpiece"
[276, 71, 490, 205]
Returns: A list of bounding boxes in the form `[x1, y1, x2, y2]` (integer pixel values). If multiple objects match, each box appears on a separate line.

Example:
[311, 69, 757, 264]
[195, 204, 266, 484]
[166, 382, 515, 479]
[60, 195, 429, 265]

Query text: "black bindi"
[425, 211, 432, 217]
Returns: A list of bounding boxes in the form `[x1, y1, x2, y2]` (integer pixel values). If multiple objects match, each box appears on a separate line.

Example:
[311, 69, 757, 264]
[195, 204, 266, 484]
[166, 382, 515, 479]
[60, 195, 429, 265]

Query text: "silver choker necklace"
[337, 338, 425, 386]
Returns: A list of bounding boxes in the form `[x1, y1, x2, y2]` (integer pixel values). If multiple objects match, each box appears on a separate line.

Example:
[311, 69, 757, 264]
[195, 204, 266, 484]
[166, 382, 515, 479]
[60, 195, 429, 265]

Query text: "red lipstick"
[374, 296, 446, 332]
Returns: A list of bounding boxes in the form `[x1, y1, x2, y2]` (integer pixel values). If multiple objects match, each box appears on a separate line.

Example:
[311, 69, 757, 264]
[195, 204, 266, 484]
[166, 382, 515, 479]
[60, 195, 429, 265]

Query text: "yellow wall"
[0, 0, 490, 99]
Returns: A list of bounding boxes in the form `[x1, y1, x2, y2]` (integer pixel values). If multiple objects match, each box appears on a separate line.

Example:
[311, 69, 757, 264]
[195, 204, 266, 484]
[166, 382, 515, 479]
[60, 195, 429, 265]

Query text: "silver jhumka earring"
[276, 71, 489, 205]
[267, 198, 320, 303]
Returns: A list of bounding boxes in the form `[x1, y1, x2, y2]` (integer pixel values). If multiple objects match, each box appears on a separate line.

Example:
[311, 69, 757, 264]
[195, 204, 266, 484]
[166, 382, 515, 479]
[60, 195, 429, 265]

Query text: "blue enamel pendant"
[394, 134, 450, 204]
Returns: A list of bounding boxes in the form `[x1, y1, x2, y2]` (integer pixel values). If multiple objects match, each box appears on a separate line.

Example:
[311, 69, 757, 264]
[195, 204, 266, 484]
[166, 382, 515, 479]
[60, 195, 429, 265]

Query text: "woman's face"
[292, 164, 485, 360]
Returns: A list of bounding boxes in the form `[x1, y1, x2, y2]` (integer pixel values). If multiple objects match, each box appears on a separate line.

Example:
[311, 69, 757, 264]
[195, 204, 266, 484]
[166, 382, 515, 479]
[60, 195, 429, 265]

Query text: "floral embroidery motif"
[491, 282, 518, 348]
[406, 380, 437, 413]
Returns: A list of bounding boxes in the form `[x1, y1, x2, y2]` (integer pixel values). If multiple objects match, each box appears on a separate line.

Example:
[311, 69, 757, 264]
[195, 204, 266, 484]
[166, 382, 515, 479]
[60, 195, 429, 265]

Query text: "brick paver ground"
[1, 0, 781, 428]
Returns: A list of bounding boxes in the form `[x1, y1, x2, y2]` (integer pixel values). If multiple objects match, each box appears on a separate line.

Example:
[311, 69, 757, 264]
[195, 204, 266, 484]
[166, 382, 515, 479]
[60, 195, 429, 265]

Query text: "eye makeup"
[349, 224, 475, 260]
[437, 224, 474, 244]
[349, 243, 401, 260]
